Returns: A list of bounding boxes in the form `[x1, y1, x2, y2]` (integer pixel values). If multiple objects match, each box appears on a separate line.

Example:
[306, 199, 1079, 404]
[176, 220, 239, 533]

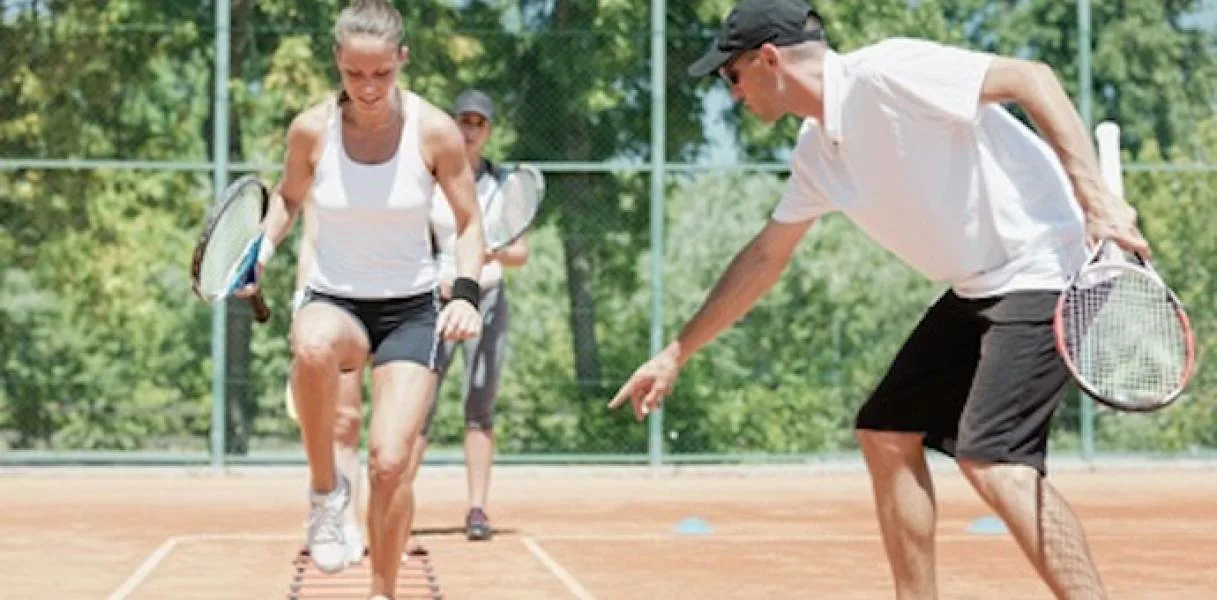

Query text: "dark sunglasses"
[718, 51, 756, 87]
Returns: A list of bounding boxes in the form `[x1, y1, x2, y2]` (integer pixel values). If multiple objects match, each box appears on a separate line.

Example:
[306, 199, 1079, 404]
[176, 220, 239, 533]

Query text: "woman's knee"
[462, 367, 499, 431]
[293, 335, 341, 371]
[464, 399, 495, 431]
[367, 442, 413, 489]
[333, 405, 362, 446]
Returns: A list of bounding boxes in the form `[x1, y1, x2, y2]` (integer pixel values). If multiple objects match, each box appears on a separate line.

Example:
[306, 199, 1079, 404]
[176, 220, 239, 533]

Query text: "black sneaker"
[466, 507, 492, 541]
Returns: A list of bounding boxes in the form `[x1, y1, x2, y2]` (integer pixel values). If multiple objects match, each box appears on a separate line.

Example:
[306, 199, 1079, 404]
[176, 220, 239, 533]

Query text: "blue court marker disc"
[674, 516, 713, 536]
[966, 515, 1008, 535]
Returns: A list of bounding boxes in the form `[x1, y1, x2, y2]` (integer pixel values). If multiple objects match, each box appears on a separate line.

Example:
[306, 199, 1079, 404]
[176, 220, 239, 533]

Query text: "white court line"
[522, 536, 596, 600]
[107, 536, 182, 600]
[536, 533, 972, 543]
[108, 533, 296, 600]
[531, 531, 1198, 543]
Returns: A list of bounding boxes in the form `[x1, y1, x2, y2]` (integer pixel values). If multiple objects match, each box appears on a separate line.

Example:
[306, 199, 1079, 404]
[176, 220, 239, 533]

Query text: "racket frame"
[483, 163, 544, 251]
[190, 174, 272, 323]
[1053, 240, 1196, 412]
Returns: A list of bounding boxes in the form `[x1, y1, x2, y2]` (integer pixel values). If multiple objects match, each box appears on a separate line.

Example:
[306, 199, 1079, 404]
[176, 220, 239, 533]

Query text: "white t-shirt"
[430, 162, 504, 287]
[773, 38, 1088, 298]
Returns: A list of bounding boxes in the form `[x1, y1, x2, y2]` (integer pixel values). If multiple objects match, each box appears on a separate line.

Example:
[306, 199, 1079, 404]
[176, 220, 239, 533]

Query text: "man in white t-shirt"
[610, 1, 1147, 597]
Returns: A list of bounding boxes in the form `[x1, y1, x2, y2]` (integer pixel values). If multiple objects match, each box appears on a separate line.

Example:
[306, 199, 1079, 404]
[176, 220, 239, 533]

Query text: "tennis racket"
[190, 175, 272, 323]
[484, 164, 544, 250]
[1052, 122, 1196, 412]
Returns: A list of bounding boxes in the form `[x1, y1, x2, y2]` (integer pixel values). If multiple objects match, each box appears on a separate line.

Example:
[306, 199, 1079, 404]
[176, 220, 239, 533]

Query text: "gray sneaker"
[466, 507, 492, 541]
[307, 475, 350, 574]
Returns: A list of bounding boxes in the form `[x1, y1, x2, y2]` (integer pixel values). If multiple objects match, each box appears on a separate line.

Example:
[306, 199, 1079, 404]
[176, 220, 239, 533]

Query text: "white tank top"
[306, 91, 438, 299]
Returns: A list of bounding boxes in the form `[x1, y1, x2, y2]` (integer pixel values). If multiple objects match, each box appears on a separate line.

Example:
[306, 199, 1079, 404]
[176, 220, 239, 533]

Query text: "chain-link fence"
[2, 0, 1215, 464]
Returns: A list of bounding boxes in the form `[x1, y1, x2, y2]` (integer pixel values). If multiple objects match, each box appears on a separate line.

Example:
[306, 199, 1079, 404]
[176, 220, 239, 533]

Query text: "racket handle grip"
[249, 292, 271, 324]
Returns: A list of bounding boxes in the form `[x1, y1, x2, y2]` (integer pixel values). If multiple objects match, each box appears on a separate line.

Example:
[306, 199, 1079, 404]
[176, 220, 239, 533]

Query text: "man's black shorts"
[855, 290, 1070, 474]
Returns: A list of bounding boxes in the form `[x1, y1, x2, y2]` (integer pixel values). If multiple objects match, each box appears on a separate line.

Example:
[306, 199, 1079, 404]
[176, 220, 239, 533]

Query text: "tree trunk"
[552, 0, 602, 395]
[562, 212, 602, 393]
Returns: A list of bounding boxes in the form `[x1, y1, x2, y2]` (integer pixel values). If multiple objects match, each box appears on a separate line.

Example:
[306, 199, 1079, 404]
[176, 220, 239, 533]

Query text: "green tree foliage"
[970, 0, 1217, 158]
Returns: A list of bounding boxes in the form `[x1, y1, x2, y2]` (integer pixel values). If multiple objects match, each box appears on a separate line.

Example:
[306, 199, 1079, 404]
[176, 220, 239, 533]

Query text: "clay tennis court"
[4, 460, 1216, 599]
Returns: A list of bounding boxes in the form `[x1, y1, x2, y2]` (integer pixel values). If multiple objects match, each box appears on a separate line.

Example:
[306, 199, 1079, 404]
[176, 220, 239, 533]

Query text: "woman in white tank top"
[290, 90, 526, 558]
[236, 1, 487, 594]
[417, 90, 529, 543]
[288, 90, 526, 558]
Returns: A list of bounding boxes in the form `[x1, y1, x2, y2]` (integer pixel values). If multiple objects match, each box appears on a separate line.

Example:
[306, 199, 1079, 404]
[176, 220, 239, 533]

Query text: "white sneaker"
[343, 522, 365, 566]
[306, 475, 350, 574]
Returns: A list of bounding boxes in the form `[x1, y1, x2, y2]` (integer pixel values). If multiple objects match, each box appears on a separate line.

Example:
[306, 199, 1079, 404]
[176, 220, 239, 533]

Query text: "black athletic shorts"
[303, 289, 445, 370]
[854, 290, 1070, 475]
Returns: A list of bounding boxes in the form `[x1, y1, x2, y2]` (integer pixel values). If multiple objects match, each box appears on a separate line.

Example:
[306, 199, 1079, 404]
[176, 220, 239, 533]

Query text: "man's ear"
[759, 43, 782, 70]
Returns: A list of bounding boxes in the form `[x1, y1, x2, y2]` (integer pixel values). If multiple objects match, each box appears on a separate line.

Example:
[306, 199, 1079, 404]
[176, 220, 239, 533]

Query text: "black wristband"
[451, 277, 480, 309]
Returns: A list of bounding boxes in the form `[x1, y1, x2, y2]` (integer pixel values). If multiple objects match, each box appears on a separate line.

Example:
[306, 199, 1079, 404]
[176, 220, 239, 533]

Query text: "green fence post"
[647, 0, 667, 469]
[210, 0, 231, 470]
[1077, 0, 1096, 462]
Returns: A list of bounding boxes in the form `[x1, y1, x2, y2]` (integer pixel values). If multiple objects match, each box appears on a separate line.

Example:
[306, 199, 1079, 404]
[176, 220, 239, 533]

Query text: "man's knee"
[856, 429, 924, 457]
[957, 458, 1040, 503]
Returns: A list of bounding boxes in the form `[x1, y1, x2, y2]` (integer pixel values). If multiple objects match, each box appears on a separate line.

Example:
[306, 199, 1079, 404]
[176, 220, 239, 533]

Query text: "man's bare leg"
[958, 460, 1106, 599]
[857, 430, 939, 599]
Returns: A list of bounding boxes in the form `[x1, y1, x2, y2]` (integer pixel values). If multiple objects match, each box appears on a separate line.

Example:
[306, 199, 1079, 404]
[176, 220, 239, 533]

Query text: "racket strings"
[198, 187, 264, 296]
[1063, 270, 1188, 406]
[485, 168, 542, 249]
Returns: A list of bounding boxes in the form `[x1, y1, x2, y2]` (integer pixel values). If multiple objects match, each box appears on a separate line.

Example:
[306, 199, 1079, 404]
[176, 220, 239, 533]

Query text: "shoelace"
[308, 500, 345, 545]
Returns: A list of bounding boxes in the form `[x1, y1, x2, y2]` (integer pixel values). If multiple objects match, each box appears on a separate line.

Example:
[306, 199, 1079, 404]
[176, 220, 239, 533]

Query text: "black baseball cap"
[452, 89, 495, 121]
[687, 0, 824, 78]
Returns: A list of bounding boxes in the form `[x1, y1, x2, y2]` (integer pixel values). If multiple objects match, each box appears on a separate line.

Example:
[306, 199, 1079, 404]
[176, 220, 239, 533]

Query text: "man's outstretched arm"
[609, 218, 815, 421]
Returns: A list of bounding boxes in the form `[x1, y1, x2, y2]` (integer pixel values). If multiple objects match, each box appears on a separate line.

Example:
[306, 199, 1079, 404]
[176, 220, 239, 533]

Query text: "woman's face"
[335, 34, 407, 114]
[456, 112, 492, 159]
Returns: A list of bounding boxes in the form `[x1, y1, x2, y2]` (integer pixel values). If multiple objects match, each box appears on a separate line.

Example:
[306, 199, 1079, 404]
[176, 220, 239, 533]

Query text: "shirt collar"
[820, 49, 845, 146]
